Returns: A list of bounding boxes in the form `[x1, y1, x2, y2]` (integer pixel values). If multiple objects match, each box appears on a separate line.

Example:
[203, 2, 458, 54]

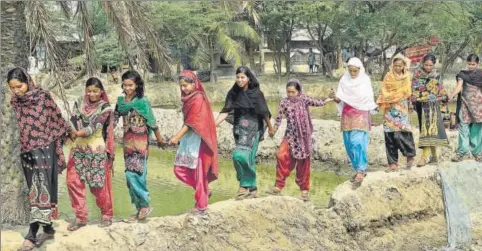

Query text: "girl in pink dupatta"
[66, 77, 115, 230]
[266, 79, 332, 201]
[170, 70, 218, 214]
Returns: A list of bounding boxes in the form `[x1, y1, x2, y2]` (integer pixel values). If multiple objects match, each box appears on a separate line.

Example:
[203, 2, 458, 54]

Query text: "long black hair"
[235, 66, 259, 89]
[7, 67, 29, 83]
[121, 70, 144, 98]
[85, 77, 106, 91]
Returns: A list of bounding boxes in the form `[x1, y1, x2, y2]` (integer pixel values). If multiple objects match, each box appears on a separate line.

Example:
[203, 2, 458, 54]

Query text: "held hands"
[157, 138, 167, 149]
[268, 127, 277, 138]
[168, 136, 180, 145]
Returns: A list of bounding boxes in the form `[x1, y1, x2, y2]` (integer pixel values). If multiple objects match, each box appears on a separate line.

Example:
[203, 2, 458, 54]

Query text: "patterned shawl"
[10, 68, 71, 153]
[377, 55, 412, 109]
[180, 70, 218, 182]
[283, 79, 313, 160]
[116, 96, 157, 136]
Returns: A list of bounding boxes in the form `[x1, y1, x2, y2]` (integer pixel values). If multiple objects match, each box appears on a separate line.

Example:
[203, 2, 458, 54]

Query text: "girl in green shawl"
[115, 70, 165, 220]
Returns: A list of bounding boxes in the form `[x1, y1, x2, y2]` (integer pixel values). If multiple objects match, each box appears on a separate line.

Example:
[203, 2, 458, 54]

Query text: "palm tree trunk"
[259, 32, 265, 74]
[337, 42, 343, 69]
[1, 1, 31, 225]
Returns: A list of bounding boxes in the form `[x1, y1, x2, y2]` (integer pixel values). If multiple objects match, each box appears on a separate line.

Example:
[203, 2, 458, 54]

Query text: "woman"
[411, 54, 449, 167]
[377, 55, 416, 171]
[266, 79, 332, 201]
[329, 57, 377, 183]
[7, 67, 71, 251]
[449, 54, 482, 162]
[115, 70, 165, 220]
[170, 70, 218, 213]
[66, 77, 114, 231]
[215, 66, 273, 199]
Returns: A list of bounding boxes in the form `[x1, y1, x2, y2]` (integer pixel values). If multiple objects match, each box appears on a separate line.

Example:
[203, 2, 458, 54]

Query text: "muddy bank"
[2, 165, 471, 251]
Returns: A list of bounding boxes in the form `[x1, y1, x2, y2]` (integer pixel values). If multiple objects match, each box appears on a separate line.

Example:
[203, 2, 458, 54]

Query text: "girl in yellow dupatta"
[377, 55, 416, 171]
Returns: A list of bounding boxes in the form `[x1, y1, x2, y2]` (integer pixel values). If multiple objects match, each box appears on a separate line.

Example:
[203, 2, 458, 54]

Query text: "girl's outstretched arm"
[215, 113, 229, 126]
[169, 125, 189, 145]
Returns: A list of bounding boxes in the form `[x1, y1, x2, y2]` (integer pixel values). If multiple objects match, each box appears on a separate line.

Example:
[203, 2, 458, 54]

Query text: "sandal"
[99, 218, 113, 228]
[352, 172, 367, 184]
[17, 240, 36, 251]
[406, 157, 415, 169]
[475, 155, 482, 162]
[137, 207, 153, 220]
[234, 188, 250, 200]
[265, 187, 281, 196]
[35, 233, 54, 246]
[300, 191, 310, 202]
[416, 158, 427, 167]
[451, 154, 465, 162]
[67, 220, 86, 232]
[246, 190, 258, 199]
[385, 164, 399, 173]
[190, 208, 207, 215]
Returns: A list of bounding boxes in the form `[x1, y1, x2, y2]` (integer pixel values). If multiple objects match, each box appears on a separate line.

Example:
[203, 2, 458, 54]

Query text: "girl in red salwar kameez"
[169, 70, 218, 214]
[67, 77, 115, 230]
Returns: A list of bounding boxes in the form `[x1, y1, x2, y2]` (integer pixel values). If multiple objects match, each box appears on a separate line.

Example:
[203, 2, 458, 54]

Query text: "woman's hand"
[157, 138, 166, 148]
[169, 136, 180, 145]
[268, 127, 277, 138]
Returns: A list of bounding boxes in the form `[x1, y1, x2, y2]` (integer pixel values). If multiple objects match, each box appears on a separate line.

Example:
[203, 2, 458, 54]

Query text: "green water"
[57, 147, 347, 220]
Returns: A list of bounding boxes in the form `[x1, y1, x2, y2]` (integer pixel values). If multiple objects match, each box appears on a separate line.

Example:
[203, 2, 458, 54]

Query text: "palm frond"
[226, 21, 261, 43]
[57, 1, 71, 20]
[77, 2, 97, 77]
[217, 28, 243, 67]
[191, 38, 212, 68]
[26, 0, 71, 116]
[242, 0, 262, 26]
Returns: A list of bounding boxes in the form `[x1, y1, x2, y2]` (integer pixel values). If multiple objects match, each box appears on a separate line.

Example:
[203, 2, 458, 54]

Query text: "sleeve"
[84, 111, 110, 137]
[303, 95, 326, 107]
[274, 101, 285, 128]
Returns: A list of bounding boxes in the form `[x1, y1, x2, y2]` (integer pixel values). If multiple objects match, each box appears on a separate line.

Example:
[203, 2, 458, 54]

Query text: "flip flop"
[35, 233, 54, 247]
[99, 218, 113, 228]
[234, 190, 250, 200]
[17, 241, 36, 251]
[265, 188, 281, 196]
[137, 207, 153, 220]
[67, 220, 86, 232]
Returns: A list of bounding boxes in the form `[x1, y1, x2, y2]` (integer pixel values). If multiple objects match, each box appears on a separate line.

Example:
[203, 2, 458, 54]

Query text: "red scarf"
[180, 70, 218, 182]
[10, 68, 70, 153]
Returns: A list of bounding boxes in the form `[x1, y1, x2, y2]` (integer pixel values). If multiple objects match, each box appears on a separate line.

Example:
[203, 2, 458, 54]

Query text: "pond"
[57, 147, 348, 220]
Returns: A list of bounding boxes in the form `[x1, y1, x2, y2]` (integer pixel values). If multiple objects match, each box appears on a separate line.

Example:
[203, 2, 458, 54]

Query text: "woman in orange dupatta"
[377, 55, 416, 171]
[169, 70, 218, 214]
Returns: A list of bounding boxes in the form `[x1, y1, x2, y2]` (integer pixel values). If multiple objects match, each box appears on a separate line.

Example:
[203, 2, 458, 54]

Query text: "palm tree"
[191, 2, 261, 83]
[0, 0, 171, 225]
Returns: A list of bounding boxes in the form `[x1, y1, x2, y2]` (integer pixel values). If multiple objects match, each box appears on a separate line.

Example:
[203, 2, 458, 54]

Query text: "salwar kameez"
[67, 102, 114, 222]
[273, 88, 325, 191]
[116, 98, 158, 211]
[275, 139, 310, 190]
[455, 80, 482, 157]
[412, 67, 449, 163]
[341, 105, 370, 172]
[10, 68, 71, 244]
[232, 113, 261, 191]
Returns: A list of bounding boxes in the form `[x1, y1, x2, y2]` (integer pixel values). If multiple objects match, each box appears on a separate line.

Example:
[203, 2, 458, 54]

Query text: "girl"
[115, 70, 165, 220]
[215, 66, 273, 199]
[66, 77, 115, 231]
[411, 54, 449, 167]
[377, 55, 416, 171]
[449, 54, 482, 162]
[329, 57, 378, 183]
[266, 79, 332, 201]
[8, 67, 71, 250]
[170, 70, 218, 214]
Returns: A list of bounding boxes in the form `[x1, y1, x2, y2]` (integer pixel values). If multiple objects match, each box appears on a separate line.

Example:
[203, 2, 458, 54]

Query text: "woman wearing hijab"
[266, 79, 332, 201]
[7, 67, 71, 250]
[411, 54, 449, 167]
[377, 55, 416, 171]
[329, 57, 378, 183]
[449, 54, 482, 162]
[66, 77, 115, 231]
[170, 70, 218, 214]
[215, 66, 273, 200]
